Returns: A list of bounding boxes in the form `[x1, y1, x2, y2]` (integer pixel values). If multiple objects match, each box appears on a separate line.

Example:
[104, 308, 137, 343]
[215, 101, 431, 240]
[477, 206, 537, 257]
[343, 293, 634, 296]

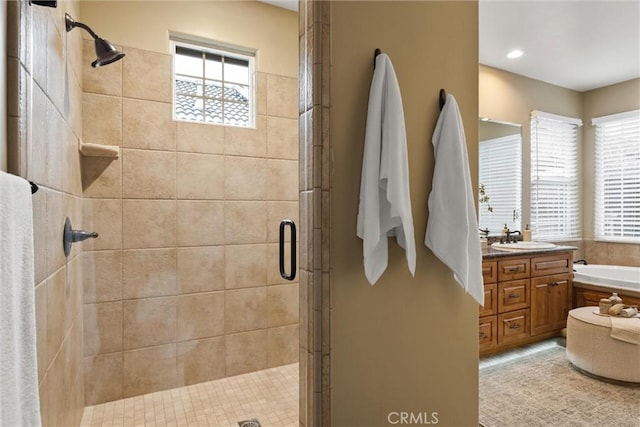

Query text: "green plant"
[479, 184, 493, 212]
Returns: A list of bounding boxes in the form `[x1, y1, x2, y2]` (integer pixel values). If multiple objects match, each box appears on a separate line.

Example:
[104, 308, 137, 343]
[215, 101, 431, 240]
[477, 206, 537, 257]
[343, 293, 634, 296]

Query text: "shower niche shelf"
[80, 142, 120, 158]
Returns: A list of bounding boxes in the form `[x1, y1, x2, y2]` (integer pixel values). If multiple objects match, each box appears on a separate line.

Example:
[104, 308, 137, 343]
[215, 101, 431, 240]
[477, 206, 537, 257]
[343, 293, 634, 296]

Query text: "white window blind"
[530, 111, 582, 241]
[479, 134, 522, 233]
[593, 109, 640, 242]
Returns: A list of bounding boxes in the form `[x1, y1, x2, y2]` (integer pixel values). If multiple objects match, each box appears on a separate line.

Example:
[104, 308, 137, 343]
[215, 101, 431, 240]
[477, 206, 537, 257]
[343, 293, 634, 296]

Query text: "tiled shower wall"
[81, 41, 300, 405]
[7, 1, 85, 426]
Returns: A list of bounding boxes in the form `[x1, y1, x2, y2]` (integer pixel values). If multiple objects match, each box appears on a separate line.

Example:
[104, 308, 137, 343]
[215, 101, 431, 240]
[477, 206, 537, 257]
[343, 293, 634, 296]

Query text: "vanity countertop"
[482, 245, 578, 259]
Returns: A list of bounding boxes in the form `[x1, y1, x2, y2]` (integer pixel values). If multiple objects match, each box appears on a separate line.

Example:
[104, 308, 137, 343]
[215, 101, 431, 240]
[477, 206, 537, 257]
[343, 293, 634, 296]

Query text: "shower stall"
[6, 0, 303, 425]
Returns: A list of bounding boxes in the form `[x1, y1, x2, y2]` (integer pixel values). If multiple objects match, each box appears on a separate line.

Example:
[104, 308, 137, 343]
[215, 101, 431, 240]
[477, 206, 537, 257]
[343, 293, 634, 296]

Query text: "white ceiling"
[480, 0, 640, 92]
[259, 0, 640, 92]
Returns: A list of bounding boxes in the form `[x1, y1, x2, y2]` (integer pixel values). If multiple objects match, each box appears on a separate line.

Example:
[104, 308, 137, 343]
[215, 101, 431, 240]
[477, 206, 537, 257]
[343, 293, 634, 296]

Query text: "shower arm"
[65, 14, 100, 40]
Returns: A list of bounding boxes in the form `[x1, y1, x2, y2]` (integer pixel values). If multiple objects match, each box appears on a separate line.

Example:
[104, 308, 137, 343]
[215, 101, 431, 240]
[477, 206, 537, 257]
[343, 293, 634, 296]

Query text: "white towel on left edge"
[357, 53, 416, 285]
[425, 95, 484, 305]
[0, 171, 42, 427]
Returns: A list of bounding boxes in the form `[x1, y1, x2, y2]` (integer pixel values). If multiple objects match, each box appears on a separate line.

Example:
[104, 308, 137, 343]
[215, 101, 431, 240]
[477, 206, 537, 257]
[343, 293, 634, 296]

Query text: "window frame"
[478, 133, 522, 234]
[170, 36, 256, 128]
[592, 109, 640, 243]
[530, 110, 582, 241]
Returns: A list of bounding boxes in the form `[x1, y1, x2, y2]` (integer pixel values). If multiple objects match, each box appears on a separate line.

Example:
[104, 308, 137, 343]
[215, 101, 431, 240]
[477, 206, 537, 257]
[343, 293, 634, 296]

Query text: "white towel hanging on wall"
[0, 171, 42, 427]
[357, 52, 416, 285]
[425, 94, 484, 305]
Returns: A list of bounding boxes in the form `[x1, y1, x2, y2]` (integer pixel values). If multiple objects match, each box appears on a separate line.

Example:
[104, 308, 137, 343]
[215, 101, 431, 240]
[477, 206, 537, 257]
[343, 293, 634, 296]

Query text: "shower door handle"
[279, 219, 296, 281]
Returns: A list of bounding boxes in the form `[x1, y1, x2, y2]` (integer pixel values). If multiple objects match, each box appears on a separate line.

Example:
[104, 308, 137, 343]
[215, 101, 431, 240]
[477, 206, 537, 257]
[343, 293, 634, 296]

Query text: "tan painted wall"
[331, 2, 479, 426]
[479, 65, 583, 237]
[80, 0, 297, 77]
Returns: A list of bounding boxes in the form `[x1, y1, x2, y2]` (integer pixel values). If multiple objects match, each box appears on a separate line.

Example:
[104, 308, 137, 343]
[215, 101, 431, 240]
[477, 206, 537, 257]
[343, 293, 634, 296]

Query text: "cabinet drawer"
[498, 279, 530, 312]
[480, 283, 497, 317]
[479, 316, 497, 351]
[498, 258, 530, 281]
[498, 309, 529, 345]
[482, 261, 498, 284]
[531, 252, 572, 277]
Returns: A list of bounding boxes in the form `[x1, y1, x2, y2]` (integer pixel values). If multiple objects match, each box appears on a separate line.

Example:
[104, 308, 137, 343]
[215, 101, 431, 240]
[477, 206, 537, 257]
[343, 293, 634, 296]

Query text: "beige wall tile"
[225, 244, 267, 289]
[267, 201, 299, 243]
[177, 337, 225, 385]
[176, 153, 224, 200]
[31, 7, 47, 88]
[123, 297, 176, 350]
[268, 159, 299, 201]
[123, 344, 177, 398]
[225, 330, 267, 377]
[35, 283, 48, 381]
[225, 201, 267, 244]
[225, 156, 267, 200]
[84, 353, 123, 406]
[83, 302, 123, 356]
[224, 116, 267, 157]
[82, 157, 122, 199]
[83, 250, 122, 303]
[83, 198, 123, 250]
[267, 284, 299, 327]
[177, 246, 225, 294]
[256, 72, 267, 116]
[267, 116, 298, 160]
[176, 121, 225, 154]
[122, 200, 176, 249]
[32, 190, 48, 284]
[267, 324, 299, 368]
[45, 102, 64, 191]
[122, 149, 176, 199]
[83, 93, 122, 146]
[46, 347, 67, 427]
[177, 292, 225, 342]
[267, 242, 297, 285]
[123, 98, 176, 150]
[224, 288, 267, 334]
[46, 19, 64, 112]
[39, 373, 49, 427]
[46, 268, 67, 367]
[122, 249, 177, 299]
[267, 75, 298, 119]
[122, 47, 172, 103]
[62, 125, 83, 196]
[608, 242, 640, 267]
[176, 201, 224, 246]
[30, 84, 48, 185]
[83, 39, 123, 96]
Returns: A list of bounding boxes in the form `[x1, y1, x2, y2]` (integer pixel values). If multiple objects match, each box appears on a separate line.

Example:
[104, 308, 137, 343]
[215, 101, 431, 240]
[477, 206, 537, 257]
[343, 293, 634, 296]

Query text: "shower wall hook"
[373, 48, 382, 69]
[63, 217, 98, 257]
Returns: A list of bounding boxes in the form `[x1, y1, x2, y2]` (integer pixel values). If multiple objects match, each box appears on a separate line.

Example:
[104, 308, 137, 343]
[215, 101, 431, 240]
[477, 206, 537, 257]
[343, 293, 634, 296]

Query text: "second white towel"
[425, 95, 484, 305]
[357, 53, 416, 285]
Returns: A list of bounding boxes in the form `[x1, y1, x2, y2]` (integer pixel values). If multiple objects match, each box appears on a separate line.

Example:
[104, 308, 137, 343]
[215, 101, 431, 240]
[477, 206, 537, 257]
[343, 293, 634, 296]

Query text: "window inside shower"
[171, 38, 256, 128]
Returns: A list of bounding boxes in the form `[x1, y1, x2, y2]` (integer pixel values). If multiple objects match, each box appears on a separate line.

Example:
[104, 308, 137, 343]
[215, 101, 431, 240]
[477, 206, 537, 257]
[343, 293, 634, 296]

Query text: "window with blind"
[479, 134, 522, 233]
[593, 109, 640, 242]
[530, 111, 582, 241]
[171, 37, 255, 128]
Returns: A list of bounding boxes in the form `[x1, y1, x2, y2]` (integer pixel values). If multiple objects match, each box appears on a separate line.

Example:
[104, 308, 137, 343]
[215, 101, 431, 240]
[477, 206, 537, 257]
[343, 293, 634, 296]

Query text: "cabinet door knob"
[508, 322, 521, 330]
[506, 266, 523, 273]
[479, 332, 486, 338]
[508, 293, 521, 299]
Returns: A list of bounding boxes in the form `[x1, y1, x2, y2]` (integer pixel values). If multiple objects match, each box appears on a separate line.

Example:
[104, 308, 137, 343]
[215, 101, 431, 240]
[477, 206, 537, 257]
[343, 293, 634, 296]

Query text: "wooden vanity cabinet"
[480, 251, 573, 356]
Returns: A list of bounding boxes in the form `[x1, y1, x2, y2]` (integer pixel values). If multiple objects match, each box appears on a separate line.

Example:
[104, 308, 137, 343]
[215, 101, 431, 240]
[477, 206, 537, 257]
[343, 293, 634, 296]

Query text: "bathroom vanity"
[479, 246, 576, 355]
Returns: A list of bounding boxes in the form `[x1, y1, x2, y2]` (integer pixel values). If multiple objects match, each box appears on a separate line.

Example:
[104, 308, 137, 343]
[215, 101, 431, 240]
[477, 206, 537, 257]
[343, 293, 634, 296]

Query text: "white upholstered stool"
[566, 306, 640, 383]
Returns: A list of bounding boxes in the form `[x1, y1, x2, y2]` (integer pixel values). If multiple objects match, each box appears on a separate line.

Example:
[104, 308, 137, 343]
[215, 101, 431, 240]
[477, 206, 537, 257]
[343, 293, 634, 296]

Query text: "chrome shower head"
[65, 13, 125, 68]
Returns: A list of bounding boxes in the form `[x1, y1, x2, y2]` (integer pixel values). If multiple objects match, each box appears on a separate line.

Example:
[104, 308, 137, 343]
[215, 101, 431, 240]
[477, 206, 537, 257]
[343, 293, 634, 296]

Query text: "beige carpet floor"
[479, 345, 640, 427]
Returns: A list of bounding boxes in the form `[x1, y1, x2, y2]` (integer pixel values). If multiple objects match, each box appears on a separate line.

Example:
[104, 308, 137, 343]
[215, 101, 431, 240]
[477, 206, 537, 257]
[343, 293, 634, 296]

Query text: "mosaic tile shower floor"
[80, 364, 298, 427]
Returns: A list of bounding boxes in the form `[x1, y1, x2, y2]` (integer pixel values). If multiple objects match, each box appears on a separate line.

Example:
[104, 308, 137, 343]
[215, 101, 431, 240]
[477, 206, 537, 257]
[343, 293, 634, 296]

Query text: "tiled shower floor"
[80, 363, 298, 427]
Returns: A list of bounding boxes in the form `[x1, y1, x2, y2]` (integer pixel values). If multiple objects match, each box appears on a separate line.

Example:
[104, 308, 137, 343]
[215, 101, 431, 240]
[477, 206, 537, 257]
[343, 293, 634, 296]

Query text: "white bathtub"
[573, 264, 640, 296]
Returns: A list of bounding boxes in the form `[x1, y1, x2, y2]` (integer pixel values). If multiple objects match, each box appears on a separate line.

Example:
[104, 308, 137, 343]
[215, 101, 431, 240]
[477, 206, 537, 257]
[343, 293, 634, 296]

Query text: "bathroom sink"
[491, 241, 557, 252]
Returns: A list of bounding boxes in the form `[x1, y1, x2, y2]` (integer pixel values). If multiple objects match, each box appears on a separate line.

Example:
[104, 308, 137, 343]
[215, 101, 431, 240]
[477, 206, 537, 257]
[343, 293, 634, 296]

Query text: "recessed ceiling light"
[507, 49, 524, 59]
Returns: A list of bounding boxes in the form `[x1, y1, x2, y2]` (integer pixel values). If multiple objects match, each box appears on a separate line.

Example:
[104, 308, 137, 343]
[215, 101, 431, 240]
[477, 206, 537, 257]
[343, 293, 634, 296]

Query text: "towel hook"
[373, 48, 382, 69]
[439, 88, 447, 111]
[29, 181, 39, 194]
